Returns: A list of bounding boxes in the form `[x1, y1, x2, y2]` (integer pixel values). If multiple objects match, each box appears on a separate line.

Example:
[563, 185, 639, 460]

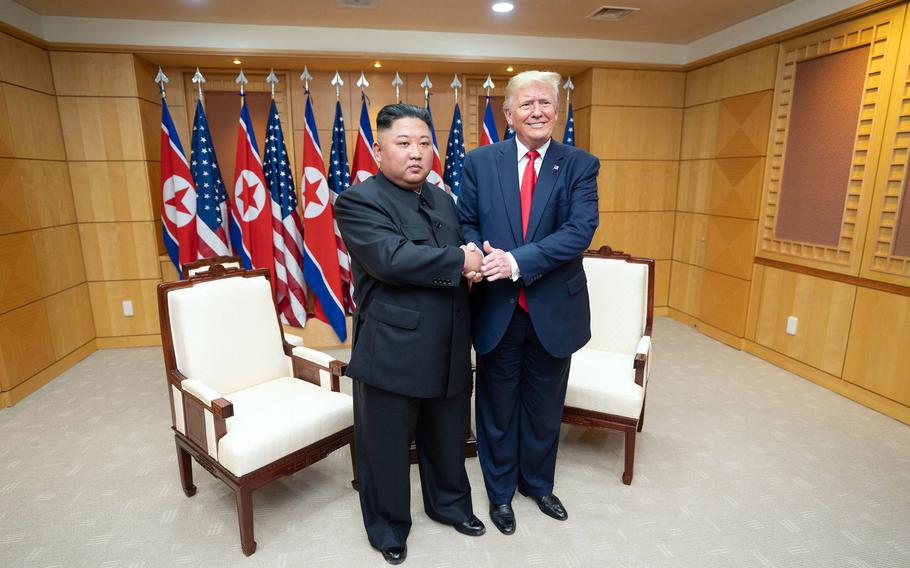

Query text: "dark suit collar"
[375, 170, 437, 211]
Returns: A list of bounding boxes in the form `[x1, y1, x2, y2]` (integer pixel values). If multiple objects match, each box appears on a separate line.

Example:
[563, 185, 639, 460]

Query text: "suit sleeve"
[510, 153, 599, 282]
[335, 188, 464, 288]
[456, 152, 484, 251]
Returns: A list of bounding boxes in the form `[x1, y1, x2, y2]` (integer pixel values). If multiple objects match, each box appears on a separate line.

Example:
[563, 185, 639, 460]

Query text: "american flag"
[563, 103, 575, 146]
[327, 101, 355, 315]
[263, 100, 307, 327]
[443, 103, 466, 198]
[425, 101, 446, 191]
[480, 96, 500, 146]
[190, 99, 231, 258]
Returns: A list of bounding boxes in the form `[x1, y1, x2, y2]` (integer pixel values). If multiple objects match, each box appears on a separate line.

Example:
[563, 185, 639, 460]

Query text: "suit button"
[509, 298, 516, 304]
[436, 222, 443, 228]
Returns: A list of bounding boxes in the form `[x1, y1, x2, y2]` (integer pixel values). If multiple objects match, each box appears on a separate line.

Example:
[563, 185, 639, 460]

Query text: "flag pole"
[331, 71, 343, 100]
[392, 72, 403, 103]
[421, 74, 432, 108]
[563, 76, 574, 111]
[483, 74, 495, 99]
[155, 67, 169, 100]
[266, 68, 278, 99]
[192, 68, 205, 104]
[451, 73, 462, 104]
[235, 68, 248, 96]
[300, 66, 313, 95]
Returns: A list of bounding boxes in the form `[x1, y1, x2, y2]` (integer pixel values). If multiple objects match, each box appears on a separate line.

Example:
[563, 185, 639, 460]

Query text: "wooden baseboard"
[744, 340, 910, 426]
[666, 307, 699, 327]
[1, 341, 97, 408]
[665, 308, 744, 349]
[96, 335, 162, 349]
[654, 306, 669, 317]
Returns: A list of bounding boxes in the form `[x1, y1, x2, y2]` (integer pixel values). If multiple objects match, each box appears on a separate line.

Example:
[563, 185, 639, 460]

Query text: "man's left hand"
[481, 241, 512, 282]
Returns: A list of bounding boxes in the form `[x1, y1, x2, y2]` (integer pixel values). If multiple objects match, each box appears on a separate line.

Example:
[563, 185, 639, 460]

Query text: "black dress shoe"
[454, 514, 486, 536]
[489, 503, 516, 535]
[380, 545, 407, 565]
[528, 493, 568, 521]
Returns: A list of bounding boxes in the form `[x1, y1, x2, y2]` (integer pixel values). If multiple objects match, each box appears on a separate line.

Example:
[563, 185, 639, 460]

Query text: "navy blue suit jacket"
[457, 138, 600, 358]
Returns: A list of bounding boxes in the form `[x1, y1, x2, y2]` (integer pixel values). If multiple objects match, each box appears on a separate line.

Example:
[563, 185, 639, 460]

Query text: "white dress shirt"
[507, 137, 551, 280]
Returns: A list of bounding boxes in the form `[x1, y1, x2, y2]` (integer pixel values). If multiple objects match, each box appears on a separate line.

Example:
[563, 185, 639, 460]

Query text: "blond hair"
[503, 70, 561, 111]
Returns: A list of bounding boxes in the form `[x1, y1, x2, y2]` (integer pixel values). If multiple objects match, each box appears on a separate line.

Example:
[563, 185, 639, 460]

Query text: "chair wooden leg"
[622, 426, 636, 485]
[175, 440, 196, 497]
[235, 486, 257, 556]
[349, 441, 359, 490]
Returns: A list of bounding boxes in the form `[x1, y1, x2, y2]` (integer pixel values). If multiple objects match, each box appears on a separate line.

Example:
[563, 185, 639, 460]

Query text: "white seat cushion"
[218, 377, 354, 477]
[565, 348, 644, 420]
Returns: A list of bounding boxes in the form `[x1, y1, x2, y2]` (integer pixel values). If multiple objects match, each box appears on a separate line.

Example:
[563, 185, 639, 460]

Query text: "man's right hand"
[461, 243, 484, 282]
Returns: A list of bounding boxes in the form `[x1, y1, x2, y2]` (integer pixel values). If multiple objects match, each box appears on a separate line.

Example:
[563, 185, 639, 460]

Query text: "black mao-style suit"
[334, 171, 474, 551]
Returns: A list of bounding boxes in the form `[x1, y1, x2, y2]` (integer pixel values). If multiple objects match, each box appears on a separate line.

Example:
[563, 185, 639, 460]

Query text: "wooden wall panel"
[44, 284, 94, 359]
[0, 230, 41, 313]
[571, 69, 593, 111]
[715, 91, 773, 158]
[0, 159, 74, 234]
[672, 212, 707, 266]
[588, 107, 682, 161]
[49, 52, 138, 97]
[0, 85, 12, 157]
[654, 259, 670, 307]
[685, 62, 722, 108]
[79, 222, 161, 281]
[720, 44, 779, 99]
[676, 159, 712, 214]
[753, 266, 856, 376]
[133, 55, 162, 104]
[0, 300, 55, 391]
[680, 103, 719, 160]
[572, 106, 590, 151]
[69, 162, 154, 222]
[31, 224, 85, 297]
[703, 217, 757, 279]
[597, 160, 678, 211]
[2, 84, 66, 160]
[589, 69, 685, 108]
[592, 212, 674, 259]
[710, 157, 764, 219]
[669, 261, 703, 317]
[57, 97, 146, 161]
[699, 270, 750, 337]
[138, 98, 161, 162]
[843, 288, 910, 406]
[0, 33, 54, 94]
[88, 280, 160, 337]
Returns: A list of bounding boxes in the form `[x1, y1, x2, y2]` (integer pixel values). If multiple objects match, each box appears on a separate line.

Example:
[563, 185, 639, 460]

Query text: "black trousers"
[353, 380, 474, 550]
[475, 308, 571, 505]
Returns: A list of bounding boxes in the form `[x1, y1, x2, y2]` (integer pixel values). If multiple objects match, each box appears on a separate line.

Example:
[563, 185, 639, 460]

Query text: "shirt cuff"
[507, 252, 521, 281]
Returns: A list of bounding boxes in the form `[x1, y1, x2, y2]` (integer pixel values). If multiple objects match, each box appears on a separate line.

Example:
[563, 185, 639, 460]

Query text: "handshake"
[460, 241, 513, 284]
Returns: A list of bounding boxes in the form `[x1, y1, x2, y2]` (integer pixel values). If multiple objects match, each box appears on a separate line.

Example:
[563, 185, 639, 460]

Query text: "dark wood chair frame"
[157, 265, 355, 556]
[180, 255, 243, 278]
[561, 245, 655, 485]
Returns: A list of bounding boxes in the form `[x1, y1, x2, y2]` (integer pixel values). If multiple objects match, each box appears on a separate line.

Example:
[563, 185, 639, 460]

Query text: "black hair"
[376, 103, 434, 133]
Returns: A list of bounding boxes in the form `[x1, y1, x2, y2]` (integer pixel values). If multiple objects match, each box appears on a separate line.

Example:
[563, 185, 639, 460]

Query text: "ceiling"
[15, 0, 796, 44]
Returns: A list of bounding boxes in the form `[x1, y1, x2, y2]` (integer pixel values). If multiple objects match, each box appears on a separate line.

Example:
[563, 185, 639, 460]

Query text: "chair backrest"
[160, 270, 292, 396]
[583, 247, 654, 354]
[182, 256, 243, 278]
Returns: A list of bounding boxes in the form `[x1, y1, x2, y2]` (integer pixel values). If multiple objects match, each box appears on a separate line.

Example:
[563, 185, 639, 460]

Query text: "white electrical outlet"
[786, 316, 798, 336]
[122, 300, 134, 317]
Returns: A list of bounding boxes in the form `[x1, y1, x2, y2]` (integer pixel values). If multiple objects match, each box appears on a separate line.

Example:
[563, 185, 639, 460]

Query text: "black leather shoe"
[528, 493, 568, 521]
[489, 503, 516, 535]
[454, 514, 486, 536]
[380, 545, 407, 565]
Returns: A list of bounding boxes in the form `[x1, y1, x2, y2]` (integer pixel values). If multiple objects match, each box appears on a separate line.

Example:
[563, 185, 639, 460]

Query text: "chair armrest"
[284, 335, 305, 348]
[290, 346, 347, 392]
[633, 336, 651, 387]
[170, 374, 233, 457]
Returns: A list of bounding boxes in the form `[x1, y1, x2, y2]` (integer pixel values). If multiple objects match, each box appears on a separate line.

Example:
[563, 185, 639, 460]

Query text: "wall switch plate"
[122, 300, 134, 317]
[786, 316, 798, 336]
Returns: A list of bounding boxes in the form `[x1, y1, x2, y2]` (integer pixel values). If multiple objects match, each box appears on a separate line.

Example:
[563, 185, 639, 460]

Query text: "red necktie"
[518, 149, 539, 312]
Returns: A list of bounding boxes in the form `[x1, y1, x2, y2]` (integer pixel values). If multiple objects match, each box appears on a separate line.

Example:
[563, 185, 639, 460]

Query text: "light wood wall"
[0, 32, 94, 408]
[574, 68, 685, 310]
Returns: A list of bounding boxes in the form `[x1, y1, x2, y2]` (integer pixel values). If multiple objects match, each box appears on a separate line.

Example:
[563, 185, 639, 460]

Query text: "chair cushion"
[168, 275, 292, 396]
[583, 256, 648, 354]
[565, 348, 644, 420]
[218, 377, 354, 477]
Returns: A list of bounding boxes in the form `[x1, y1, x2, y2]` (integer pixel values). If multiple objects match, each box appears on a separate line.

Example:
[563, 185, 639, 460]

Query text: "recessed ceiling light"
[492, 2, 514, 13]
[233, 58, 241, 65]
[373, 61, 382, 68]
[506, 66, 514, 72]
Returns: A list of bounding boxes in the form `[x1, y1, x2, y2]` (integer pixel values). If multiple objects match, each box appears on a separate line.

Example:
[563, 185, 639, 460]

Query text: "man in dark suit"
[457, 71, 600, 535]
[334, 104, 486, 565]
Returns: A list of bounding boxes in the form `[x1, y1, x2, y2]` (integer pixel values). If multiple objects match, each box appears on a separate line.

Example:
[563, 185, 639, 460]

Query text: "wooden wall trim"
[754, 257, 910, 297]
[0, 340, 96, 408]
[0, 20, 50, 50]
[95, 335, 162, 349]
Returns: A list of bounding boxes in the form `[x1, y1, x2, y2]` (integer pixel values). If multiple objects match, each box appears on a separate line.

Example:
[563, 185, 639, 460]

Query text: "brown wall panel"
[720, 44, 779, 100]
[3, 84, 66, 160]
[69, 161, 154, 222]
[571, 69, 593, 111]
[598, 160, 678, 212]
[699, 270, 750, 337]
[31, 224, 85, 297]
[669, 260, 703, 317]
[672, 212, 707, 266]
[49, 52, 138, 97]
[0, 158, 74, 234]
[88, 280, 160, 337]
[44, 283, 94, 359]
[79, 221, 161, 281]
[0, 230, 42, 313]
[133, 55, 162, 104]
[685, 62, 723, 108]
[710, 157, 764, 219]
[592, 211, 674, 260]
[654, 259, 671, 307]
[0, 85, 12, 157]
[57, 97, 146, 161]
[676, 159, 712, 214]
[0, 299, 55, 391]
[572, 106, 591, 151]
[0, 33, 55, 94]
[589, 69, 685, 108]
[715, 90, 773, 158]
[843, 288, 910, 406]
[680, 103, 719, 160]
[138, 98, 161, 162]
[588, 107, 682, 161]
[754, 266, 856, 376]
[703, 216, 757, 279]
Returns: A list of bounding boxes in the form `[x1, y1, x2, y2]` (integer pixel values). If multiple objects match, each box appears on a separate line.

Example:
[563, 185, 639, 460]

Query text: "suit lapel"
[496, 139, 522, 246]
[525, 140, 566, 242]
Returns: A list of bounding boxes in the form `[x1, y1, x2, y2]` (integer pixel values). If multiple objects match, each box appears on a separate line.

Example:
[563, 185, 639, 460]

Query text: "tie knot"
[525, 150, 540, 162]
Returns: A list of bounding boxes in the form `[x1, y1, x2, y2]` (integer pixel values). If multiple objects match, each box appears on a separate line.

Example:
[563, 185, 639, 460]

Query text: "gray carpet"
[1, 318, 908, 567]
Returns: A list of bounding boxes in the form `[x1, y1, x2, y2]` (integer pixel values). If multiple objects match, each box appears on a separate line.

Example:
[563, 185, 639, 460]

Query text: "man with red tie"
[457, 70, 600, 535]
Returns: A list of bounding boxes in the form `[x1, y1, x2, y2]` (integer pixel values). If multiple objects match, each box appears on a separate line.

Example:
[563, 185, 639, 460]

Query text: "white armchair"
[562, 246, 654, 485]
[157, 266, 355, 556]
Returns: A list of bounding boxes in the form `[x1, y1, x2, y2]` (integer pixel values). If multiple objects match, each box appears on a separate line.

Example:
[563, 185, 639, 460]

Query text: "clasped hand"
[461, 241, 512, 283]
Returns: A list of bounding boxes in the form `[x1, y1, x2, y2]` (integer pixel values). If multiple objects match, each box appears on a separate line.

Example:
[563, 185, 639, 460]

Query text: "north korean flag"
[160, 97, 197, 277]
[350, 93, 378, 186]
